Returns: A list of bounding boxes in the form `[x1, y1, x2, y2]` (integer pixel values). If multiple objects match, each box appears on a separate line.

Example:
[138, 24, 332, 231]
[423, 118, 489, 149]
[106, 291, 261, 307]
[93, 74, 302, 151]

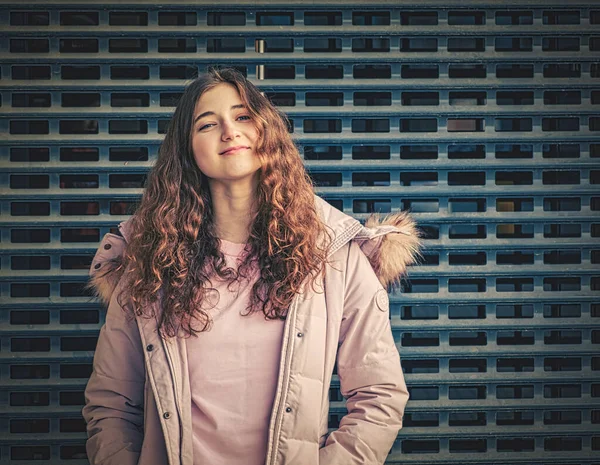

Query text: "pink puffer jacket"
[83, 195, 421, 465]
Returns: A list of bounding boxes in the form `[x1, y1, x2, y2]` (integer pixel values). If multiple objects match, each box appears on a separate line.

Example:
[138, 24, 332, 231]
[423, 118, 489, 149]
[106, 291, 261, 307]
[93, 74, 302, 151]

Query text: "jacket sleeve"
[319, 241, 409, 465]
[82, 237, 145, 465]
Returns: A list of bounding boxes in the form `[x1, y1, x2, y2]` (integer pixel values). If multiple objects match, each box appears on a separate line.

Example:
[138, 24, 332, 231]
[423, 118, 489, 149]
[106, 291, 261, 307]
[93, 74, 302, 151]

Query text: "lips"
[220, 146, 248, 155]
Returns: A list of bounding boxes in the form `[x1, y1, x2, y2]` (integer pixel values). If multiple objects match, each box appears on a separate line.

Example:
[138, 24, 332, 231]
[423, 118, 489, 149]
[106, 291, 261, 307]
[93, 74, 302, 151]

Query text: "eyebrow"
[193, 104, 247, 125]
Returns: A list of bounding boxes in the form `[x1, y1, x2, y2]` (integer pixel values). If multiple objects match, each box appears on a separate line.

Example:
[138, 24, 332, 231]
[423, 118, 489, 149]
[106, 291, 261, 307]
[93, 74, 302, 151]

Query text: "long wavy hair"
[119, 67, 330, 338]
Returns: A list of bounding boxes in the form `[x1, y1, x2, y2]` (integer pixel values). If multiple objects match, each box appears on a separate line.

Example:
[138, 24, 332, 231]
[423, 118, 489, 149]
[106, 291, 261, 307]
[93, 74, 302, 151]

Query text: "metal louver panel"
[0, 1, 598, 463]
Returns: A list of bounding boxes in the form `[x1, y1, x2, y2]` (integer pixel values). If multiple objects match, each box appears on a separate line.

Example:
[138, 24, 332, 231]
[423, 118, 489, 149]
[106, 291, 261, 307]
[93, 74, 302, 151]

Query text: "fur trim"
[364, 211, 423, 288]
[86, 257, 125, 305]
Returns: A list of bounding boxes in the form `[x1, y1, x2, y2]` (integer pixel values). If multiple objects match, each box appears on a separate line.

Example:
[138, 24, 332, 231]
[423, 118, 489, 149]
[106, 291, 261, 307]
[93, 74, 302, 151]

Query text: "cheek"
[192, 134, 211, 157]
[191, 138, 207, 169]
[249, 125, 260, 143]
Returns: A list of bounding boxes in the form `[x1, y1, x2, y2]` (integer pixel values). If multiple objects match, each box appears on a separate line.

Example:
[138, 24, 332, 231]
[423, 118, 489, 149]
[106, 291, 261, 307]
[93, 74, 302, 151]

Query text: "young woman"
[83, 67, 421, 465]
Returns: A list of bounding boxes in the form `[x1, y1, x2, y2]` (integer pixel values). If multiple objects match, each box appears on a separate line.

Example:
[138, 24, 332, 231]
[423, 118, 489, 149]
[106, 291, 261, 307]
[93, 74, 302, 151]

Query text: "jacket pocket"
[319, 432, 329, 448]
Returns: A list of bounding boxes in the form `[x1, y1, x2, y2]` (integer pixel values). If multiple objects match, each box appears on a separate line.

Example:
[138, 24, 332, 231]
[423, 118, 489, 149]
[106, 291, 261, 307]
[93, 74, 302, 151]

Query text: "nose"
[221, 119, 239, 141]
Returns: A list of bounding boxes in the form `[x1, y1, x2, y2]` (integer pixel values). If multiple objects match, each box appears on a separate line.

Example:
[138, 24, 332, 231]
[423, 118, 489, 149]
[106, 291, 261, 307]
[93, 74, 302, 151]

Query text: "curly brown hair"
[119, 67, 330, 337]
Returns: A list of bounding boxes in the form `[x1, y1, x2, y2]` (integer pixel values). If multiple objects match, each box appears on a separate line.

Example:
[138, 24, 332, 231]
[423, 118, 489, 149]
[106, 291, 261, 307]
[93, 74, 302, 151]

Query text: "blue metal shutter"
[1, 1, 598, 463]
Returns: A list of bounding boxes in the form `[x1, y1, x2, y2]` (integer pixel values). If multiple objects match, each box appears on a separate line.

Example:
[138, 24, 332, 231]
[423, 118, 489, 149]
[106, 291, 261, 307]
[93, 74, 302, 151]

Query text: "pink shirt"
[186, 240, 285, 465]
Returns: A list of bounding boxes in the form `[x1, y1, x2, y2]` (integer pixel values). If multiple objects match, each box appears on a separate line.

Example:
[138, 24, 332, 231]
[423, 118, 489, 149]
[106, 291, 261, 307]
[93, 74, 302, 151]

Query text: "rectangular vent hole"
[401, 145, 437, 159]
[497, 91, 534, 105]
[401, 332, 440, 347]
[400, 38, 437, 52]
[544, 277, 581, 291]
[544, 330, 582, 345]
[449, 412, 487, 426]
[448, 305, 486, 319]
[449, 385, 486, 399]
[449, 331, 487, 346]
[310, 172, 342, 187]
[402, 359, 439, 374]
[448, 252, 486, 265]
[62, 65, 100, 80]
[544, 250, 581, 264]
[448, 144, 485, 159]
[497, 331, 535, 345]
[544, 411, 582, 425]
[497, 384, 534, 399]
[401, 305, 439, 320]
[448, 225, 486, 239]
[400, 172, 437, 187]
[159, 65, 196, 80]
[496, 11, 533, 25]
[60, 175, 98, 189]
[403, 279, 440, 294]
[449, 91, 486, 106]
[448, 198, 486, 213]
[496, 171, 532, 185]
[404, 413, 439, 427]
[10, 391, 49, 406]
[10, 310, 50, 324]
[402, 439, 440, 453]
[352, 145, 389, 160]
[449, 359, 487, 373]
[401, 64, 439, 79]
[496, 278, 534, 292]
[495, 37, 532, 51]
[496, 358, 534, 372]
[448, 63, 487, 78]
[60, 229, 99, 243]
[449, 439, 487, 453]
[351, 118, 390, 133]
[544, 357, 582, 371]
[408, 386, 439, 401]
[352, 172, 390, 187]
[61, 255, 93, 270]
[306, 92, 342, 107]
[304, 11, 341, 26]
[352, 199, 391, 214]
[448, 171, 485, 185]
[497, 438, 535, 451]
[159, 11, 197, 26]
[353, 64, 391, 79]
[544, 384, 581, 398]
[496, 64, 533, 78]
[496, 410, 534, 426]
[306, 65, 342, 79]
[402, 92, 439, 106]
[544, 304, 581, 318]
[544, 63, 581, 78]
[496, 251, 534, 265]
[496, 304, 534, 318]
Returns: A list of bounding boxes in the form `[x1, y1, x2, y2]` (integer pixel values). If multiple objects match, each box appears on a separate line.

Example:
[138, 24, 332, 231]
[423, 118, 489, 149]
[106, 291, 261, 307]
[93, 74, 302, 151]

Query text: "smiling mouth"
[220, 146, 249, 155]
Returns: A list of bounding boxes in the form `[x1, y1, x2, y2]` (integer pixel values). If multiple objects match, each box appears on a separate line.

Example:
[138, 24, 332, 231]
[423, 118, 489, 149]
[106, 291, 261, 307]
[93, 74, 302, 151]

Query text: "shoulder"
[325, 240, 384, 297]
[88, 232, 128, 305]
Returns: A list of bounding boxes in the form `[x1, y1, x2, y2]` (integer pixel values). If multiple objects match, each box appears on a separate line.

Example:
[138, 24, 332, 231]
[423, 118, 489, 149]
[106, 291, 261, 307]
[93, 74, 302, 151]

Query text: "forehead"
[194, 83, 243, 113]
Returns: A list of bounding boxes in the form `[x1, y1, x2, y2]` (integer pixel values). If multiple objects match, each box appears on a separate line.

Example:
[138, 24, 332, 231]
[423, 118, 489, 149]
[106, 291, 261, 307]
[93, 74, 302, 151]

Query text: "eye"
[237, 115, 251, 121]
[198, 123, 214, 131]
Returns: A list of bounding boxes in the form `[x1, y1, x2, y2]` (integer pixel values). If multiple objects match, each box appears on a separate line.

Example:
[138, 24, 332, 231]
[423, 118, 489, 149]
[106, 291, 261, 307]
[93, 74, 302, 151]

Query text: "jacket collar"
[313, 196, 422, 288]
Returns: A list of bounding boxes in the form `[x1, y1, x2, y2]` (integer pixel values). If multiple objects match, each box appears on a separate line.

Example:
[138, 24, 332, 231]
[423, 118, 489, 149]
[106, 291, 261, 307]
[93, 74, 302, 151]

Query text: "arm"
[82, 280, 145, 465]
[320, 241, 409, 465]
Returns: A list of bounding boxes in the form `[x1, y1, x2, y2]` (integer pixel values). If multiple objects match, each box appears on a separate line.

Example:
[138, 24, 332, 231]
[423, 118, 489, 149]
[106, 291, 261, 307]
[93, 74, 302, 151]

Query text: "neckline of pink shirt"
[219, 238, 248, 257]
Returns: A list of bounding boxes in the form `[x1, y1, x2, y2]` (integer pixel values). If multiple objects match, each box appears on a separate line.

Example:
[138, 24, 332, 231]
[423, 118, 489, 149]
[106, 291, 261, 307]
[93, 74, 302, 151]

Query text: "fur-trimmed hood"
[88, 195, 422, 305]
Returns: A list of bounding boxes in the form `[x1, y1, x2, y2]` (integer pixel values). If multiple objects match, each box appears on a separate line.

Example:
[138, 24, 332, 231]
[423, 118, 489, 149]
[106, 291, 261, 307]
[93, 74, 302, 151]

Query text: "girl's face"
[191, 83, 261, 184]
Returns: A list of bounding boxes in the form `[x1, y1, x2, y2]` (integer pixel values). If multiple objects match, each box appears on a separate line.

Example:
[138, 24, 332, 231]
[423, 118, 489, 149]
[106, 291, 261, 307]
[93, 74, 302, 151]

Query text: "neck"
[208, 176, 259, 244]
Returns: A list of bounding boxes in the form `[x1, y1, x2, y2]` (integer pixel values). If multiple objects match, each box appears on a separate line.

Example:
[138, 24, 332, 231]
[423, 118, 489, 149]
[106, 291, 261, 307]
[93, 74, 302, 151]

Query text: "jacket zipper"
[265, 295, 300, 465]
[163, 338, 185, 465]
